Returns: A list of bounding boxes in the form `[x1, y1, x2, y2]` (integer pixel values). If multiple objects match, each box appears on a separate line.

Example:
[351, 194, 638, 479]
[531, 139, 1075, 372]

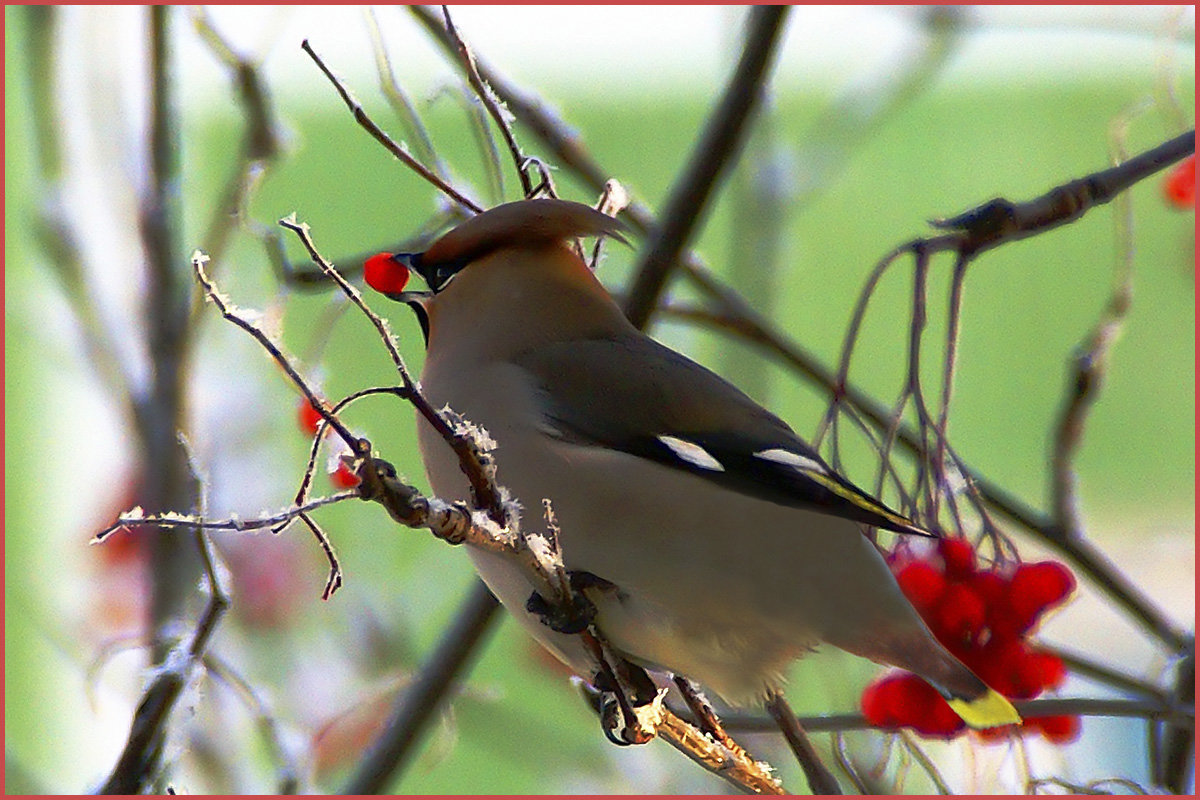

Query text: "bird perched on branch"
[369, 198, 1019, 731]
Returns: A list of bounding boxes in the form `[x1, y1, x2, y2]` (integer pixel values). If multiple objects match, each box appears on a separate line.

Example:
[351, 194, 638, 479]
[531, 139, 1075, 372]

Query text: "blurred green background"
[5, 5, 1194, 794]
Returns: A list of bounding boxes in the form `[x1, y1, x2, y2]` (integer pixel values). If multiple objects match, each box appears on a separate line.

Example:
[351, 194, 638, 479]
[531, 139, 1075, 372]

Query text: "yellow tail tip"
[948, 689, 1022, 729]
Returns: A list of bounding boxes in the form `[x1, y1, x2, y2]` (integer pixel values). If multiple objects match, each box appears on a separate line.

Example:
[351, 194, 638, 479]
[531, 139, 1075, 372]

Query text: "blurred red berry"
[970, 568, 1018, 637]
[331, 460, 361, 489]
[1026, 715, 1081, 744]
[1164, 154, 1195, 209]
[1025, 648, 1067, 691]
[938, 537, 976, 579]
[1008, 561, 1076, 632]
[97, 524, 149, 567]
[364, 252, 410, 295]
[861, 672, 965, 739]
[298, 398, 327, 437]
[224, 536, 314, 630]
[862, 673, 908, 728]
[895, 561, 947, 613]
[932, 582, 987, 642]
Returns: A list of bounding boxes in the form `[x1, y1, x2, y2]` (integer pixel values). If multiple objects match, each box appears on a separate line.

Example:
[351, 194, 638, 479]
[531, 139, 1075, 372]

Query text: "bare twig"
[365, 8, 450, 181]
[191, 250, 359, 448]
[300, 39, 483, 214]
[189, 7, 282, 279]
[440, 6, 533, 198]
[656, 707, 784, 795]
[764, 691, 843, 794]
[930, 129, 1194, 257]
[621, 5, 790, 328]
[203, 653, 301, 793]
[277, 218, 508, 524]
[98, 439, 229, 795]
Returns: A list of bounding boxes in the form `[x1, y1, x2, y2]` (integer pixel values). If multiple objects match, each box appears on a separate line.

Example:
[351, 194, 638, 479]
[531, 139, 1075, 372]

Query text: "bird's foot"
[524, 570, 614, 634]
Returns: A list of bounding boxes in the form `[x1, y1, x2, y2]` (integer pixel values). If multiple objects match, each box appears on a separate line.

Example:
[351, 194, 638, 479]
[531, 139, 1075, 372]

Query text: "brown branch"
[621, 5, 790, 328]
[440, 5, 533, 198]
[765, 691, 843, 794]
[929, 129, 1195, 257]
[137, 1, 205, 675]
[300, 39, 483, 215]
[365, 8, 451, 182]
[717, 695, 1194, 735]
[98, 463, 229, 794]
[276, 218, 508, 525]
[656, 708, 785, 795]
[187, 7, 284, 315]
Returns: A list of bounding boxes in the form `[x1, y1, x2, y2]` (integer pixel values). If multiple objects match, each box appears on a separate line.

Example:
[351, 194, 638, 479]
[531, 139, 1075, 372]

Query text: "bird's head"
[365, 199, 631, 353]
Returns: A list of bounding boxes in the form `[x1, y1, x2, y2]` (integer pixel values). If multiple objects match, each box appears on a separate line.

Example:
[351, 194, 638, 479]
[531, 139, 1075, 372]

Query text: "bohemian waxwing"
[376, 198, 1019, 729]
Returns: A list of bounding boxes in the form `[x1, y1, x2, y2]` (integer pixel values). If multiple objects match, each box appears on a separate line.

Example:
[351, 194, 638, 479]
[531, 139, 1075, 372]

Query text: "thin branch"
[655, 707, 784, 795]
[191, 250, 360, 448]
[365, 8, 450, 181]
[276, 218, 508, 524]
[92, 493, 359, 543]
[764, 691, 843, 794]
[716, 695, 1195, 734]
[203, 653, 301, 793]
[898, 730, 952, 795]
[440, 5, 533, 198]
[929, 129, 1195, 257]
[188, 8, 284, 318]
[300, 39, 483, 214]
[621, 5, 790, 328]
[97, 441, 229, 795]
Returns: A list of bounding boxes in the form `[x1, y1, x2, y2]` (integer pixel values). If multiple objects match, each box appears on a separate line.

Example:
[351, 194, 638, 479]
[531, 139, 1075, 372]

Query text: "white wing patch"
[753, 448, 826, 474]
[658, 435, 725, 472]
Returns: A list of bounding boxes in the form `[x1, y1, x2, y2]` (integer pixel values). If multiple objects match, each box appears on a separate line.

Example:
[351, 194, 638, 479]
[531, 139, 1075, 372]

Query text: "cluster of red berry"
[861, 537, 1079, 743]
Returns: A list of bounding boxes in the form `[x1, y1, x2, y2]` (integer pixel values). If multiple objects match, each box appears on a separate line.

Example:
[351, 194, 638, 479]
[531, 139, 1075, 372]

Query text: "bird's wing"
[512, 334, 931, 536]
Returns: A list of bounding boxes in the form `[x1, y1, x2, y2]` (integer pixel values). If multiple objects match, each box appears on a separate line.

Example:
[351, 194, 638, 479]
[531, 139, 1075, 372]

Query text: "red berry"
[895, 675, 964, 739]
[970, 568, 1017, 637]
[1165, 154, 1195, 209]
[1009, 561, 1076, 632]
[330, 461, 361, 489]
[974, 724, 1015, 743]
[1026, 715, 1080, 744]
[1025, 648, 1067, 691]
[862, 673, 965, 738]
[97, 524, 149, 567]
[913, 697, 967, 739]
[862, 673, 908, 728]
[363, 252, 409, 295]
[938, 537, 977, 579]
[974, 638, 1034, 699]
[931, 582, 987, 642]
[298, 398, 326, 437]
[895, 561, 947, 613]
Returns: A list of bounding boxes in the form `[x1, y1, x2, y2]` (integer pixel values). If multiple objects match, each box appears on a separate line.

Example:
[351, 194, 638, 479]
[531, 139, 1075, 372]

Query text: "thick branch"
[621, 6, 789, 328]
[343, 580, 500, 793]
